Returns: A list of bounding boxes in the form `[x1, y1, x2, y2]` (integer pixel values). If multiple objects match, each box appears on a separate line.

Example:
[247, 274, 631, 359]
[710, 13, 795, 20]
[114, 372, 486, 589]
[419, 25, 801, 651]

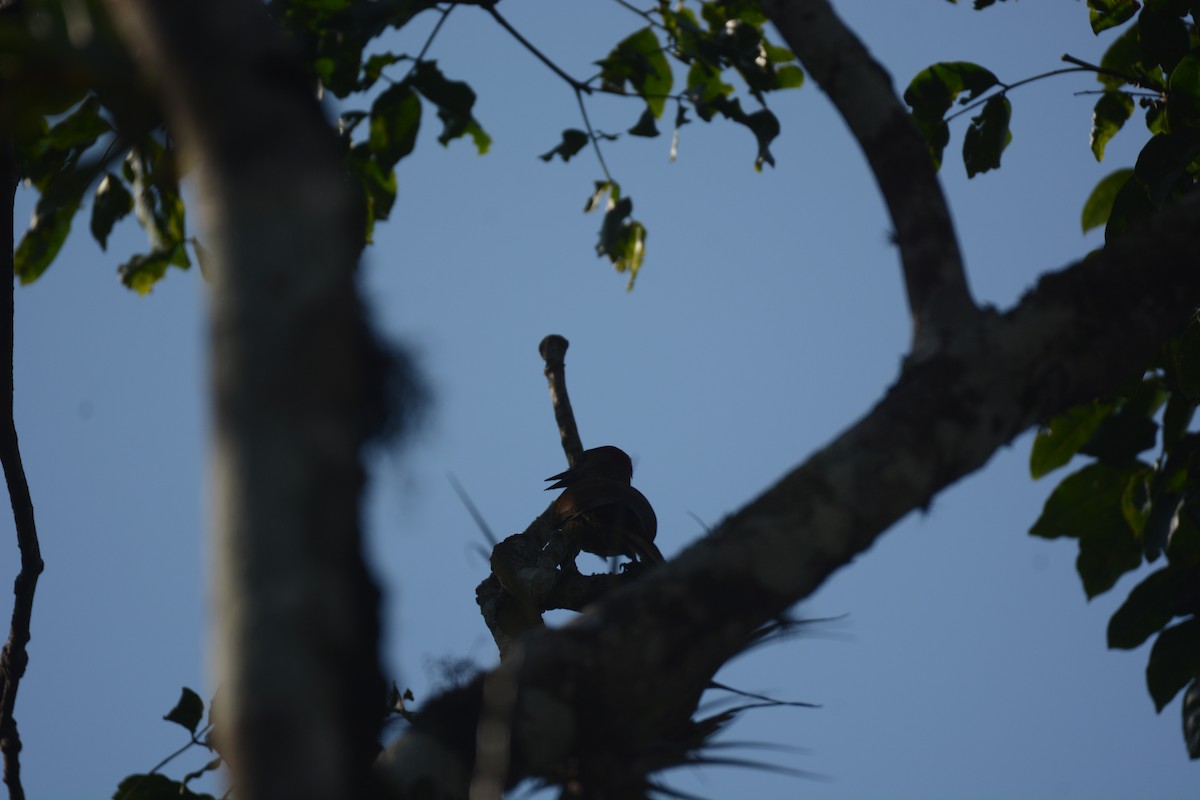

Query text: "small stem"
[401, 5, 453, 81]
[1062, 53, 1163, 92]
[576, 90, 613, 184]
[945, 67, 1090, 122]
[485, 5, 589, 93]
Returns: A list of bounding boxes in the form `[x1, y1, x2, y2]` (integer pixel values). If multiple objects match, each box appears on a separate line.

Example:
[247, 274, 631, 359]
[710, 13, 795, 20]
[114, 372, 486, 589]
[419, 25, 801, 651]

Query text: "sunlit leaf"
[1090, 91, 1134, 161]
[1088, 0, 1141, 34]
[597, 27, 674, 119]
[1081, 168, 1134, 233]
[369, 83, 421, 171]
[1030, 401, 1113, 478]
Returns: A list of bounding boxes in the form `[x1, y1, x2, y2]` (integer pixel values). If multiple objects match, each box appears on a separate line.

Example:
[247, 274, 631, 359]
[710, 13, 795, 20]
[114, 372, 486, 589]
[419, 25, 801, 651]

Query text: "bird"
[545, 446, 663, 565]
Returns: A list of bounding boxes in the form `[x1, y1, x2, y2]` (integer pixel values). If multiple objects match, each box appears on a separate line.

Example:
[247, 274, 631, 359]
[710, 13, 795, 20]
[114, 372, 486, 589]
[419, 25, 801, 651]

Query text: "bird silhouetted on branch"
[546, 446, 663, 566]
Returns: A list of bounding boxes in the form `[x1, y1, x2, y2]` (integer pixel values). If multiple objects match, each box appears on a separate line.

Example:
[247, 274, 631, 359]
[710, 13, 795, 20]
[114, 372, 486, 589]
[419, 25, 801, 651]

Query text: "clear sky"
[4, 2, 1196, 798]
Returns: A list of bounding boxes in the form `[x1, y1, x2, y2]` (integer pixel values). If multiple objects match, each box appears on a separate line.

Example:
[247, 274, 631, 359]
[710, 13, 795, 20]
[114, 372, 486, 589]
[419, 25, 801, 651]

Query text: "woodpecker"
[546, 446, 663, 565]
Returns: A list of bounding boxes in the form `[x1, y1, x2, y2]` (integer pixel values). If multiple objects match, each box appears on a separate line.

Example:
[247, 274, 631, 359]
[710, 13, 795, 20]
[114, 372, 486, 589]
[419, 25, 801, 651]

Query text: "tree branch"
[759, 0, 978, 358]
[103, 2, 384, 799]
[0, 127, 42, 800]
[379, 192, 1200, 796]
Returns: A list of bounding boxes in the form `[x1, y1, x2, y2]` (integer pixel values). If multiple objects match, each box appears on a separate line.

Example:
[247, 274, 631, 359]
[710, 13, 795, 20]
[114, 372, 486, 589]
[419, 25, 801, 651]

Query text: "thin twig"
[575, 90, 613, 184]
[484, 5, 589, 93]
[945, 67, 1091, 122]
[401, 4, 454, 82]
[1062, 52, 1164, 92]
[447, 473, 497, 546]
[0, 138, 42, 800]
[609, 0, 670, 32]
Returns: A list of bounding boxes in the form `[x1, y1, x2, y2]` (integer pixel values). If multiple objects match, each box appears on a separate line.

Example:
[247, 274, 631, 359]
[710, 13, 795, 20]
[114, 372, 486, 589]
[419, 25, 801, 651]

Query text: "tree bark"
[102, 2, 384, 799]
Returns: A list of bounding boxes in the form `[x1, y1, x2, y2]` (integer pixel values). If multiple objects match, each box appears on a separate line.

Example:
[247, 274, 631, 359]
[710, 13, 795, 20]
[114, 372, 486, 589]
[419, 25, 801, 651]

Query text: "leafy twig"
[401, 4, 455, 82]
[1061, 53, 1163, 92]
[945, 67, 1090, 121]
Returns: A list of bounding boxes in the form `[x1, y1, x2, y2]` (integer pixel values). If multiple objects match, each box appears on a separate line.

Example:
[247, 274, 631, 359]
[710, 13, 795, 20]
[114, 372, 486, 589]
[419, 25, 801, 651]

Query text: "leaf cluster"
[112, 688, 223, 800]
[1029, 319, 1200, 728]
[918, 0, 1200, 758]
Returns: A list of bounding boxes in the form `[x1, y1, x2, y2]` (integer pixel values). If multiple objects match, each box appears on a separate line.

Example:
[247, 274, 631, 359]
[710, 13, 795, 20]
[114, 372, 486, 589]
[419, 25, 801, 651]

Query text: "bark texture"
[102, 2, 384, 799]
[760, 0, 977, 358]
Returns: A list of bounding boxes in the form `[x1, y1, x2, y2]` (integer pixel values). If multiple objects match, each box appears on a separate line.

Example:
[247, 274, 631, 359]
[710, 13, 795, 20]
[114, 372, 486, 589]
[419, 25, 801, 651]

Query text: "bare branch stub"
[539, 335, 583, 465]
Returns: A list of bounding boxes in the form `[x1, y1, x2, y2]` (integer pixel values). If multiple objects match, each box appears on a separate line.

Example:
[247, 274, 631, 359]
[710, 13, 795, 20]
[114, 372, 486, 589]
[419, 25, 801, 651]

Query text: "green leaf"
[594, 192, 647, 288]
[775, 64, 805, 89]
[1166, 52, 1200, 130]
[119, 247, 184, 295]
[598, 27, 674, 119]
[1120, 465, 1152, 536]
[1090, 91, 1135, 161]
[1081, 168, 1135, 233]
[1031, 401, 1113, 478]
[1031, 463, 1144, 597]
[904, 62, 1000, 169]
[1147, 617, 1200, 711]
[539, 129, 590, 163]
[163, 687, 204, 734]
[584, 180, 612, 213]
[369, 83, 421, 171]
[15, 192, 80, 284]
[410, 60, 488, 150]
[90, 173, 134, 251]
[1109, 565, 1194, 649]
[1088, 0, 1141, 34]
[113, 773, 216, 800]
[628, 107, 660, 138]
[1080, 412, 1159, 463]
[360, 51, 404, 90]
[962, 94, 1012, 177]
[43, 94, 111, 154]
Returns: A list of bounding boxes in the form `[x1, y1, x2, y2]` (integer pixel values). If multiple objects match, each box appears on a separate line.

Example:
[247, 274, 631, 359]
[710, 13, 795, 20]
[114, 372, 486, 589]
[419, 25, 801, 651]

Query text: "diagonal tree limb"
[0, 133, 42, 800]
[760, 0, 978, 358]
[379, 191, 1200, 796]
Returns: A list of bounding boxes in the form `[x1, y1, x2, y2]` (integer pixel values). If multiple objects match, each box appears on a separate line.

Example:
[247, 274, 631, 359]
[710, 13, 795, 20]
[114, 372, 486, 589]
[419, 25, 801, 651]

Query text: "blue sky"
[4, 1, 1196, 797]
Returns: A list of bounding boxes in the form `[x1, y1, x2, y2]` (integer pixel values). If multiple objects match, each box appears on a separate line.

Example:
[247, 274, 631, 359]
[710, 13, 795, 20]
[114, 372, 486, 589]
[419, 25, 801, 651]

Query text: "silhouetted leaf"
[15, 192, 80, 284]
[540, 129, 590, 163]
[963, 94, 1012, 176]
[1090, 91, 1134, 161]
[1105, 172, 1154, 242]
[904, 61, 999, 169]
[164, 687, 204, 734]
[411, 60, 488, 151]
[628, 108, 660, 137]
[1148, 617, 1200, 711]
[1109, 565, 1193, 649]
[113, 773, 215, 800]
[1167, 53, 1200, 130]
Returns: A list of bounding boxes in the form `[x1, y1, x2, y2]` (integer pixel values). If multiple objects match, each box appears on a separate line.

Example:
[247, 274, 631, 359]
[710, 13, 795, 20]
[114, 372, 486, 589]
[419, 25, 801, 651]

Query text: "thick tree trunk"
[103, 3, 384, 799]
